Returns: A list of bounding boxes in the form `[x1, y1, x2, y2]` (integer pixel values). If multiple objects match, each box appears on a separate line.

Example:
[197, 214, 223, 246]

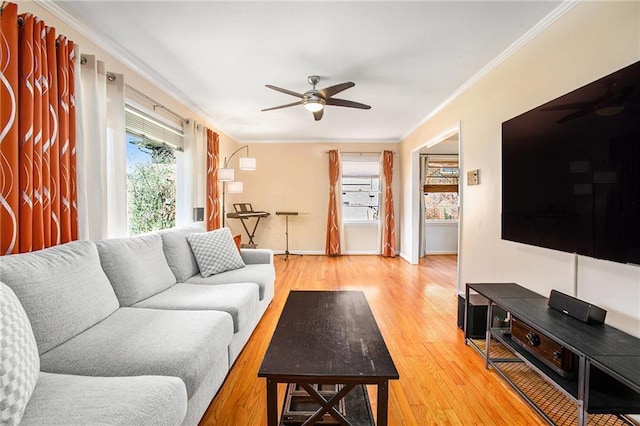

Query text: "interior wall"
[224, 142, 399, 254]
[424, 222, 458, 255]
[399, 1, 640, 336]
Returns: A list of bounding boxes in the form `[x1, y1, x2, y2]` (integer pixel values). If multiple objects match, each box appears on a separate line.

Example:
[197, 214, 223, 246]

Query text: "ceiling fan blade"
[326, 98, 371, 110]
[318, 82, 355, 99]
[313, 109, 324, 121]
[625, 101, 640, 116]
[265, 85, 304, 98]
[540, 101, 594, 112]
[557, 108, 592, 124]
[261, 101, 303, 112]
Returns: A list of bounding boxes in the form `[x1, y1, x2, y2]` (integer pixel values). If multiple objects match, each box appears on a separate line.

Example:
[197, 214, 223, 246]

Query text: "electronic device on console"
[510, 316, 577, 378]
[548, 290, 607, 324]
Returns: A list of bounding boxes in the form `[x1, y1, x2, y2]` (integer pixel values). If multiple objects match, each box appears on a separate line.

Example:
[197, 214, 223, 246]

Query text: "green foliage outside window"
[127, 142, 176, 235]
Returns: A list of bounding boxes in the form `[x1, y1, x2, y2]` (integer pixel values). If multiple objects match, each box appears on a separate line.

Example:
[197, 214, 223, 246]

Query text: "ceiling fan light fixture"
[304, 101, 324, 112]
[263, 76, 369, 120]
[303, 95, 325, 112]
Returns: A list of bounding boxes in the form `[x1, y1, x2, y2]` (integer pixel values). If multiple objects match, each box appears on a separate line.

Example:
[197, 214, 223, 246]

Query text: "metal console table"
[464, 282, 640, 426]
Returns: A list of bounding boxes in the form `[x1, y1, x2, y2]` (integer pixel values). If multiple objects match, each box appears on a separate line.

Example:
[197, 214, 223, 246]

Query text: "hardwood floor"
[199, 254, 544, 425]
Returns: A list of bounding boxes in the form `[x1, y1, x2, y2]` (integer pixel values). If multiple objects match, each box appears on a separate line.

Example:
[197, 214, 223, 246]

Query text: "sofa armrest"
[240, 248, 273, 265]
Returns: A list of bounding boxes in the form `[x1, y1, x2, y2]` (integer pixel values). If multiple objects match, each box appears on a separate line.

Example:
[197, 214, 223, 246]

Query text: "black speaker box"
[457, 294, 507, 338]
[548, 290, 607, 325]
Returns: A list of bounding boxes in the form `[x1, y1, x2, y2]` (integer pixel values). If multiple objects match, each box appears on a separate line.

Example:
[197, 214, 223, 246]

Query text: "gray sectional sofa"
[0, 225, 275, 425]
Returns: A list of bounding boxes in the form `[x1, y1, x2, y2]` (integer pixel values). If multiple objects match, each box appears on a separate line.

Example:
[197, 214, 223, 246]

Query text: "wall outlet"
[192, 207, 204, 221]
[467, 169, 480, 186]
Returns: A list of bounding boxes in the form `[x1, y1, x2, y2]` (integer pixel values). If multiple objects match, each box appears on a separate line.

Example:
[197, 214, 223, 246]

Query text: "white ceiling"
[49, 1, 563, 143]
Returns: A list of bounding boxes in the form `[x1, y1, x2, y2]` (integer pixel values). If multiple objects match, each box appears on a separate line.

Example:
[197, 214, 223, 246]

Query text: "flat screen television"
[502, 60, 640, 266]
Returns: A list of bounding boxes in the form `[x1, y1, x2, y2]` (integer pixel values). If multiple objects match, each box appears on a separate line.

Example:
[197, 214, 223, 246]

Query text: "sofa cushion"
[96, 233, 177, 306]
[21, 372, 187, 426]
[160, 225, 204, 283]
[187, 228, 245, 277]
[0, 240, 119, 355]
[0, 283, 40, 425]
[186, 263, 275, 300]
[39, 307, 233, 398]
[132, 282, 259, 332]
[240, 248, 273, 265]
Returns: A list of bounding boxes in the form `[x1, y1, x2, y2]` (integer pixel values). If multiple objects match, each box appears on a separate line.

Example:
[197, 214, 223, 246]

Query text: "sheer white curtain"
[177, 120, 206, 226]
[76, 54, 127, 240]
[419, 154, 428, 257]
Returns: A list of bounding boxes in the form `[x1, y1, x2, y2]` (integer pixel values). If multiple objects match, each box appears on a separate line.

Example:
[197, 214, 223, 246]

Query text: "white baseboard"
[271, 250, 324, 255]
[425, 250, 458, 255]
[270, 249, 415, 257]
[342, 251, 381, 255]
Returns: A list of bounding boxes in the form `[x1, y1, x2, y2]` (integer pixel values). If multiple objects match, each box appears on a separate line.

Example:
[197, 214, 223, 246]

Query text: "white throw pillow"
[0, 282, 40, 425]
[186, 228, 245, 277]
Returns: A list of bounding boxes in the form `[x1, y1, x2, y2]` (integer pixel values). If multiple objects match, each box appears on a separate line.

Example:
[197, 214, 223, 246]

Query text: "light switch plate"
[467, 169, 480, 186]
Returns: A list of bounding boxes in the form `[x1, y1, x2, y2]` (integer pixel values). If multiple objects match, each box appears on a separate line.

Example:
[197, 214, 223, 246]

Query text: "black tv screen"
[502, 60, 640, 266]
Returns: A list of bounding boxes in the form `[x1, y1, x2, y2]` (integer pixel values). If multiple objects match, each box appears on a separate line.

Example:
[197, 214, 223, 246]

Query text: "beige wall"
[224, 142, 399, 254]
[399, 1, 640, 335]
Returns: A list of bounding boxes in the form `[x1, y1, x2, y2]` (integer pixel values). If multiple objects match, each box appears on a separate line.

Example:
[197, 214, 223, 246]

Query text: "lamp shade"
[239, 157, 256, 170]
[218, 168, 235, 182]
[227, 181, 243, 194]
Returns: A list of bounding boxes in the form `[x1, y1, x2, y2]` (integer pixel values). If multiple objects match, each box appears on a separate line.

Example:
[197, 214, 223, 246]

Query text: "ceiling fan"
[261, 75, 371, 121]
[540, 80, 638, 124]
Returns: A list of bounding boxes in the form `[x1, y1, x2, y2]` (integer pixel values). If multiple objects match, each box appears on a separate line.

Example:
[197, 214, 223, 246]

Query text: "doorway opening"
[410, 123, 461, 290]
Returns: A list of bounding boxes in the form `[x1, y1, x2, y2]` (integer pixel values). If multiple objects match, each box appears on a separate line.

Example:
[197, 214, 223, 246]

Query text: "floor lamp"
[218, 146, 256, 227]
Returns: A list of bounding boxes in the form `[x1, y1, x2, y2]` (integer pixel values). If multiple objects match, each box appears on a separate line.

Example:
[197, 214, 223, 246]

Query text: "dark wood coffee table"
[259, 290, 399, 425]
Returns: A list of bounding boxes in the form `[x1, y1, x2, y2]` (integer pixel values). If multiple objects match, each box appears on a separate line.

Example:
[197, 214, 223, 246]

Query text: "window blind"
[341, 154, 381, 178]
[125, 104, 184, 151]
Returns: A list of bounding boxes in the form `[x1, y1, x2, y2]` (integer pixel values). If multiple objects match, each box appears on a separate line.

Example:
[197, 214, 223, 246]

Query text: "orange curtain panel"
[1, 3, 19, 255]
[0, 3, 77, 255]
[205, 128, 221, 231]
[325, 149, 341, 255]
[381, 150, 396, 257]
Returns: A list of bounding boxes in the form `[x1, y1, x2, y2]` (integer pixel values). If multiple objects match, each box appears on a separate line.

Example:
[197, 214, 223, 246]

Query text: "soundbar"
[548, 290, 607, 325]
[276, 212, 298, 216]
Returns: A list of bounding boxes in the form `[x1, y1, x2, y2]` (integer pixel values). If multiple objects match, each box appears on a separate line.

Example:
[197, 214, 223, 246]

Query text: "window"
[125, 104, 183, 235]
[424, 157, 459, 220]
[341, 156, 381, 222]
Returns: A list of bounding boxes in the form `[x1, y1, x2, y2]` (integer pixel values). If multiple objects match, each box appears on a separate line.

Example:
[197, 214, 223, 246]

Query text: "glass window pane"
[343, 206, 379, 221]
[126, 133, 176, 234]
[341, 167, 380, 222]
[424, 192, 459, 220]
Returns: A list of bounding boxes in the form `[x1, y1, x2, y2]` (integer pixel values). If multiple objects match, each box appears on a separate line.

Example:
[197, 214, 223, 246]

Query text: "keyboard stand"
[275, 212, 301, 260]
[226, 211, 270, 247]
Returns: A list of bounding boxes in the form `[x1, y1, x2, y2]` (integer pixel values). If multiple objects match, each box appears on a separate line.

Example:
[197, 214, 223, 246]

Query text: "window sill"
[425, 220, 459, 225]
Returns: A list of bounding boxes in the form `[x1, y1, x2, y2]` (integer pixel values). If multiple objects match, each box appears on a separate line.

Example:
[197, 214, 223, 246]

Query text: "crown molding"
[400, 0, 580, 142]
[238, 138, 401, 144]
